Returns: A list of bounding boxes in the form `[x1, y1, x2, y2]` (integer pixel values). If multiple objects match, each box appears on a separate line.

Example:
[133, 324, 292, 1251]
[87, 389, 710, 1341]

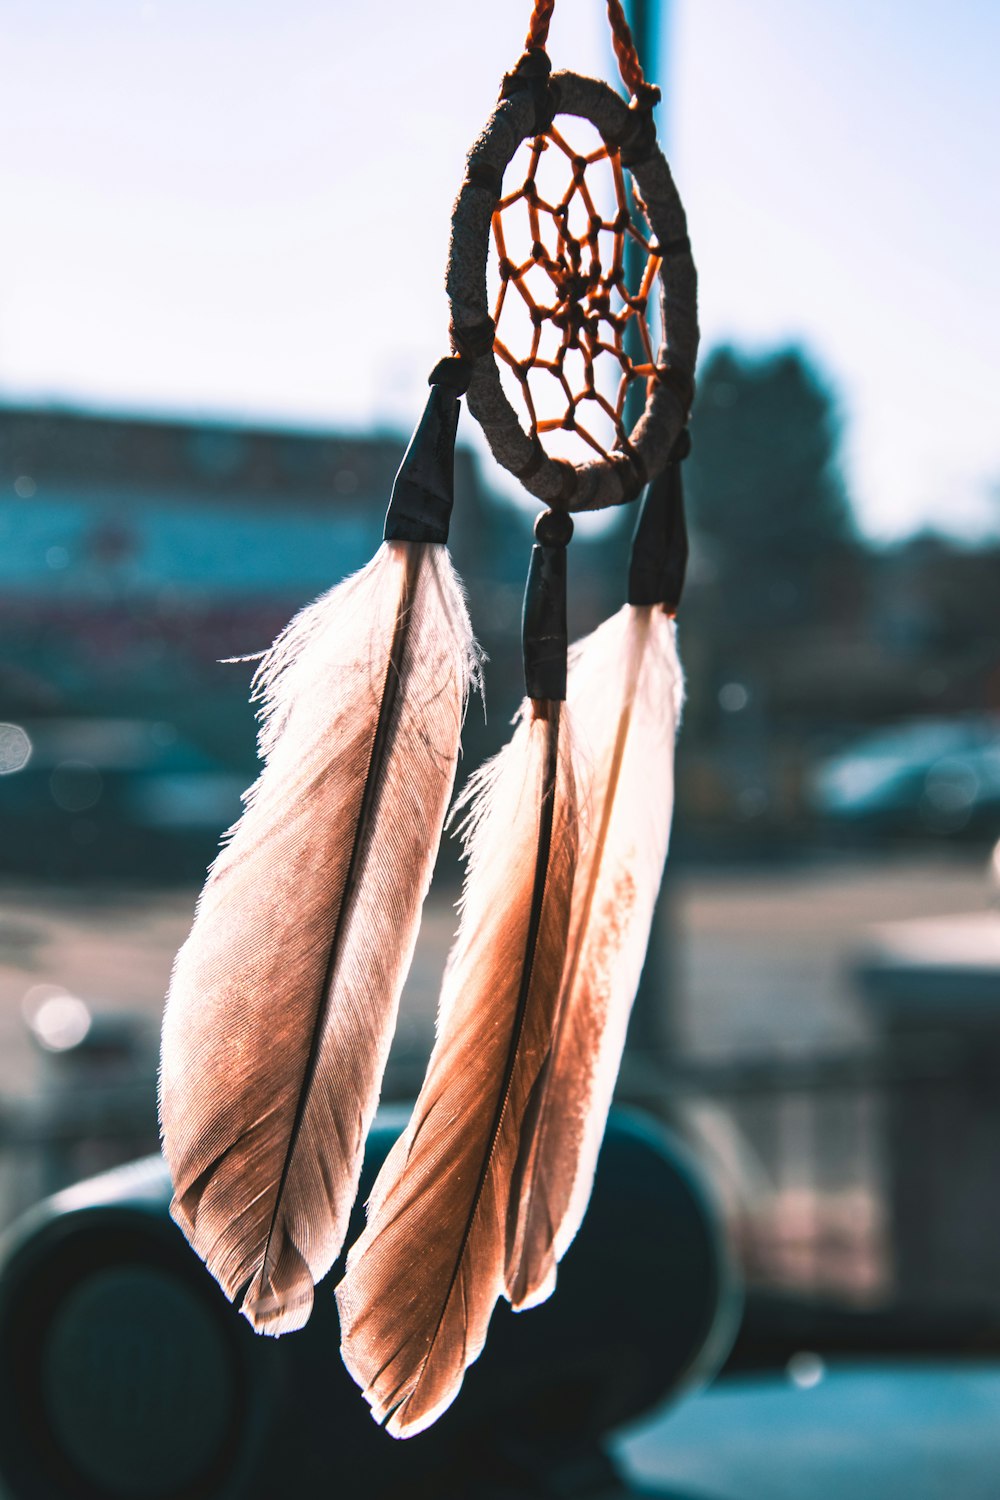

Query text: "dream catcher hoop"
[448, 14, 697, 510]
[160, 0, 700, 1446]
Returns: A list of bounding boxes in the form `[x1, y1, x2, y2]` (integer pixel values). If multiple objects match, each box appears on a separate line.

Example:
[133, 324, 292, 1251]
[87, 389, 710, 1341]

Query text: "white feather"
[159, 540, 478, 1334]
[337, 701, 577, 1437]
[506, 604, 683, 1309]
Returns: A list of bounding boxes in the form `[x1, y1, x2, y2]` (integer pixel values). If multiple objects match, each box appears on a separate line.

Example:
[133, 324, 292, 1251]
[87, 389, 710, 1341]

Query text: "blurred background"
[1, 0, 999, 1494]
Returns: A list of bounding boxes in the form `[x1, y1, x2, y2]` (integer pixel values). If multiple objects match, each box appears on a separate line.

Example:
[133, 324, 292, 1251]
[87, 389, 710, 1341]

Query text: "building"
[0, 404, 547, 877]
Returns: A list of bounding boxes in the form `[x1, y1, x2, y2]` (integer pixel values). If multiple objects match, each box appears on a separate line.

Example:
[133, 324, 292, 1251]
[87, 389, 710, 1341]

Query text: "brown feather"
[159, 540, 478, 1334]
[506, 605, 683, 1310]
[337, 699, 577, 1436]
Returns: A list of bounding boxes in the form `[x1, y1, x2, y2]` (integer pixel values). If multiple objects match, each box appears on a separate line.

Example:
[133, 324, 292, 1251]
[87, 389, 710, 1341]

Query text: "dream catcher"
[160, 0, 695, 1442]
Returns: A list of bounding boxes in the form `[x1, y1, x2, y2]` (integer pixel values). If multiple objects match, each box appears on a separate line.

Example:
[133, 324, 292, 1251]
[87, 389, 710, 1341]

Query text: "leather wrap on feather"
[159, 539, 477, 1334]
[506, 603, 683, 1310]
[337, 700, 577, 1438]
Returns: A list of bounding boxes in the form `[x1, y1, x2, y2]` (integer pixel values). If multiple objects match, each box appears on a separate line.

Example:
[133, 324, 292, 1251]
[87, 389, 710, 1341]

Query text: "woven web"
[491, 122, 662, 465]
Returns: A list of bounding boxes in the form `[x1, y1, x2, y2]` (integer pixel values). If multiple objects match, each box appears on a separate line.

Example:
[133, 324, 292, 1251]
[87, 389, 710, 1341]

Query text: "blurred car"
[809, 716, 1000, 836]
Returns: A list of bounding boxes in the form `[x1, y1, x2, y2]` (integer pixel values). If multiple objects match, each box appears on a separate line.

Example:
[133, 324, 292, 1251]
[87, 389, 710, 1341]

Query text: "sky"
[1, 0, 998, 541]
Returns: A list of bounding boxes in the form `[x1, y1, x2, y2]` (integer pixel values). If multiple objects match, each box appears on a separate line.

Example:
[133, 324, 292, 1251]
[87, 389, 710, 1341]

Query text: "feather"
[505, 602, 683, 1311]
[337, 698, 578, 1437]
[159, 538, 478, 1334]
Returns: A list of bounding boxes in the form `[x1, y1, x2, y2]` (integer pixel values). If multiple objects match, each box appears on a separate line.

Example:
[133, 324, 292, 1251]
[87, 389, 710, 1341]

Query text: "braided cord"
[524, 0, 555, 51]
[605, 0, 647, 97]
[522, 0, 651, 98]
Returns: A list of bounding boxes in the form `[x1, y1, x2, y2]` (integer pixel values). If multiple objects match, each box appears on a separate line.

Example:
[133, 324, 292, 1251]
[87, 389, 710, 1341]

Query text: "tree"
[685, 344, 855, 633]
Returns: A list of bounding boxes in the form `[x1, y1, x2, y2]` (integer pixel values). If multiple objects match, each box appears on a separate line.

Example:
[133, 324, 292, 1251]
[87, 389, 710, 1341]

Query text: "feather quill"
[159, 538, 477, 1334]
[337, 697, 578, 1437]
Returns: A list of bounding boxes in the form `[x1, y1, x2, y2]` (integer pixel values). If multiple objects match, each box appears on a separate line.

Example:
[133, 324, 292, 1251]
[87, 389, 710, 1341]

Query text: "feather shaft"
[254, 545, 418, 1297]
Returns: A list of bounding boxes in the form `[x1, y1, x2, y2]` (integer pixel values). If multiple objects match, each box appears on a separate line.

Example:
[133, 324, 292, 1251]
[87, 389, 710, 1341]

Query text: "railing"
[620, 1051, 894, 1303]
[3, 1036, 1000, 1321]
[623, 1040, 1000, 1313]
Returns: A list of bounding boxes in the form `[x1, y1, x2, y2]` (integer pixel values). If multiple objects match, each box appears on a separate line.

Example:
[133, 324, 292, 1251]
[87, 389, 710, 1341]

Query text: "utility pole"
[625, 0, 662, 123]
[620, 0, 684, 1074]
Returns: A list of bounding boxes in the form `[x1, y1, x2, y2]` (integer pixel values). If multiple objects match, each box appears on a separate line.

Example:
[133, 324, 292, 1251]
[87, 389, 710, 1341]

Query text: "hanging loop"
[524, 0, 556, 53]
[522, 0, 658, 105]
